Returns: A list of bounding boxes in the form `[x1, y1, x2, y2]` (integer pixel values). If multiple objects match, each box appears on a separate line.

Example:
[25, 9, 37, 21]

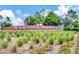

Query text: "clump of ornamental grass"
[67, 33, 74, 42]
[7, 36, 11, 42]
[0, 39, 8, 49]
[22, 36, 30, 44]
[15, 36, 29, 47]
[48, 36, 55, 45]
[29, 45, 34, 50]
[58, 38, 64, 44]
[31, 45, 53, 54]
[75, 48, 79, 54]
[76, 42, 79, 47]
[61, 43, 73, 48]
[0, 33, 5, 40]
[68, 42, 74, 47]
[59, 33, 67, 44]
[77, 35, 79, 42]
[5, 34, 11, 42]
[42, 37, 47, 42]
[8, 31, 13, 37]
[15, 39, 23, 47]
[44, 45, 53, 51]
[32, 36, 40, 44]
[12, 44, 17, 52]
[15, 31, 21, 37]
[58, 43, 71, 54]
[59, 48, 71, 54]
[31, 47, 46, 54]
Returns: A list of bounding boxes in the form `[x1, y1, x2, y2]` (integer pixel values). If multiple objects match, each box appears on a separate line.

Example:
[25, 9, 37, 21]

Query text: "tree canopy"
[24, 10, 62, 26]
[44, 12, 62, 26]
[63, 9, 79, 31]
[0, 16, 12, 27]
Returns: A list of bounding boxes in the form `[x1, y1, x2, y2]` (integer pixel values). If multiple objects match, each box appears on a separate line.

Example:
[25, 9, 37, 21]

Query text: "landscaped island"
[0, 30, 79, 54]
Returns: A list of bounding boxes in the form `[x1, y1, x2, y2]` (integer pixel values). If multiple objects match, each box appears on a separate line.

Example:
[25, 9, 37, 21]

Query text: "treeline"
[24, 9, 79, 31]
[0, 9, 79, 31]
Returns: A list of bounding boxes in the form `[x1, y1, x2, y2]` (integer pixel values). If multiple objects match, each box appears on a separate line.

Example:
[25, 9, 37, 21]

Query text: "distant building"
[1, 25, 64, 30]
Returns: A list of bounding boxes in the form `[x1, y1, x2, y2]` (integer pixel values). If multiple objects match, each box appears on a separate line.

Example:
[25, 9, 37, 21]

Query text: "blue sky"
[0, 5, 59, 18]
[0, 5, 58, 14]
[0, 5, 79, 26]
[0, 5, 78, 18]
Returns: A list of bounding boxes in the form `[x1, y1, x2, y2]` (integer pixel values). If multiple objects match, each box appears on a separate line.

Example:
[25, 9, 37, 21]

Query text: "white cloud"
[11, 18, 24, 26]
[54, 5, 69, 16]
[0, 10, 15, 18]
[0, 9, 24, 26]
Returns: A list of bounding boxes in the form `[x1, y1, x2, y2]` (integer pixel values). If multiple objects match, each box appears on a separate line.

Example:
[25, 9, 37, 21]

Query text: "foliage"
[0, 16, 12, 27]
[24, 9, 62, 26]
[63, 9, 79, 31]
[44, 12, 62, 26]
[24, 16, 35, 25]
[34, 12, 46, 25]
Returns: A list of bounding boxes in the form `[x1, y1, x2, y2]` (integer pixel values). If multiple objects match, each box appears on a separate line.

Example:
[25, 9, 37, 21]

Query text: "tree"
[44, 12, 62, 26]
[68, 9, 78, 19]
[63, 9, 79, 30]
[34, 12, 46, 25]
[63, 15, 72, 30]
[24, 11, 46, 25]
[0, 15, 3, 27]
[72, 19, 79, 31]
[24, 16, 35, 25]
[0, 16, 12, 27]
